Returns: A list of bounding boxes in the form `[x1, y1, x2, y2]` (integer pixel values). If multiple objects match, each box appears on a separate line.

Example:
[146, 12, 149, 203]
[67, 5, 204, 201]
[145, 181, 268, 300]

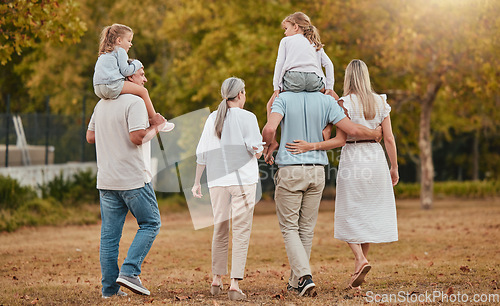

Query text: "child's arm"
[116, 47, 142, 77]
[272, 38, 287, 94]
[320, 49, 339, 99]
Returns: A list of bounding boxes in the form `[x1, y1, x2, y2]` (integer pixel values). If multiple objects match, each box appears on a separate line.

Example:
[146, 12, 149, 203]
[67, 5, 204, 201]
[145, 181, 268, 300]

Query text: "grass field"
[1, 198, 499, 305]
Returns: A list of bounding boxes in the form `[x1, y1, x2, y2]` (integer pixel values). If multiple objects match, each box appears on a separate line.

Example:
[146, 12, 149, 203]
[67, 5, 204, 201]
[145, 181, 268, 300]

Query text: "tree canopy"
[1, 0, 499, 203]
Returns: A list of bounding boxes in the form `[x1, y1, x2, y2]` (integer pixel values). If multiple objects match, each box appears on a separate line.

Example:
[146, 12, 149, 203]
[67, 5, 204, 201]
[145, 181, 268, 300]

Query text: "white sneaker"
[160, 122, 175, 132]
[116, 275, 150, 295]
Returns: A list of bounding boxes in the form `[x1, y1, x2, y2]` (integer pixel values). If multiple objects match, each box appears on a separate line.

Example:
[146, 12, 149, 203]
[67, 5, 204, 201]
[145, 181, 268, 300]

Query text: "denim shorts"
[94, 79, 125, 100]
[282, 71, 324, 92]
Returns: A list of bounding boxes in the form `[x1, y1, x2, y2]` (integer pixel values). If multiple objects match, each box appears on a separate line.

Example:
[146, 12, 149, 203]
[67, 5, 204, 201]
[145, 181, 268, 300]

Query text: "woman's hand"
[253, 146, 263, 159]
[286, 140, 312, 154]
[192, 183, 203, 198]
[390, 167, 399, 186]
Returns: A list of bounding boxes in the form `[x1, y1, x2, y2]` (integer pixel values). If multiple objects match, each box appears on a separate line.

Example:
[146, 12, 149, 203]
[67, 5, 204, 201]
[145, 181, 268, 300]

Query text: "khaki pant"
[209, 184, 256, 280]
[274, 166, 325, 287]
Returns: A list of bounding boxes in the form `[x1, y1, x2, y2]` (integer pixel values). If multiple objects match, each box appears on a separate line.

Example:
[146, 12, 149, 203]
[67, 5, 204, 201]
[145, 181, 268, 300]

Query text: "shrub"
[38, 169, 98, 205]
[395, 181, 500, 199]
[0, 175, 37, 210]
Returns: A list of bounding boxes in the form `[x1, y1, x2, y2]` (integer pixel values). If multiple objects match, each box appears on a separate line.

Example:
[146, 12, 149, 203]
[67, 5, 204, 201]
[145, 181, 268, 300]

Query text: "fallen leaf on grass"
[194, 267, 201, 271]
[272, 293, 284, 300]
[427, 261, 434, 267]
[446, 287, 454, 296]
[175, 295, 191, 301]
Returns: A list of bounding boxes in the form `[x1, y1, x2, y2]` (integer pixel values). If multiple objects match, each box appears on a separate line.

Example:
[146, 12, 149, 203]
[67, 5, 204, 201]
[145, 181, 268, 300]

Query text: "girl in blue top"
[93, 24, 174, 132]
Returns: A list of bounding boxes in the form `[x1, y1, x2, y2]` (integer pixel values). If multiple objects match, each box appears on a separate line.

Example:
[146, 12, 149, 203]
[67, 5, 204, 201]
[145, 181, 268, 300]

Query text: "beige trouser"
[209, 184, 256, 280]
[274, 166, 325, 287]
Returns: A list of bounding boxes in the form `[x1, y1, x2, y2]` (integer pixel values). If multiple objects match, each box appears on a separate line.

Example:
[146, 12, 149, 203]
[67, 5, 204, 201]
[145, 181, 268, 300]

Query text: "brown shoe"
[350, 264, 371, 288]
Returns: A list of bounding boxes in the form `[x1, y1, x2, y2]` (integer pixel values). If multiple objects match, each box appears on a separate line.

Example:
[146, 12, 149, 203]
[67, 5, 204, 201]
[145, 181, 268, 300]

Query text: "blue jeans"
[99, 183, 161, 296]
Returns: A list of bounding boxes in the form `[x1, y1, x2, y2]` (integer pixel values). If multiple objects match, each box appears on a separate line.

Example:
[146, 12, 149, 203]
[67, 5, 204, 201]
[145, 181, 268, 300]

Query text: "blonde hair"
[282, 12, 323, 51]
[98, 24, 133, 55]
[214, 77, 245, 138]
[343, 59, 378, 120]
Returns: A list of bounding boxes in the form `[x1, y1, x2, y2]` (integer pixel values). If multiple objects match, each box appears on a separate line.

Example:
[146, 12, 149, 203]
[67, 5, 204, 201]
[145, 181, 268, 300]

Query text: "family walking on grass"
[87, 11, 399, 301]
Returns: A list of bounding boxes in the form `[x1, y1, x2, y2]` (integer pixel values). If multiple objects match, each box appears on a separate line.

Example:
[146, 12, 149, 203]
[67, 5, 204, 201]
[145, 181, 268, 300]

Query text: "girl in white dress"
[285, 59, 399, 289]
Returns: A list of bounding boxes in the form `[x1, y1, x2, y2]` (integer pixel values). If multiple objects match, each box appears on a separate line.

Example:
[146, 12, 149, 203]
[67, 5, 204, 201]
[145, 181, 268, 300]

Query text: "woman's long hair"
[282, 12, 323, 51]
[214, 77, 245, 138]
[343, 59, 378, 120]
[98, 24, 133, 55]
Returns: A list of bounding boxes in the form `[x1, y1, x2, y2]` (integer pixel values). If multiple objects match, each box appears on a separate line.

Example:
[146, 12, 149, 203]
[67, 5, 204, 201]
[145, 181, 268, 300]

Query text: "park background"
[0, 0, 499, 304]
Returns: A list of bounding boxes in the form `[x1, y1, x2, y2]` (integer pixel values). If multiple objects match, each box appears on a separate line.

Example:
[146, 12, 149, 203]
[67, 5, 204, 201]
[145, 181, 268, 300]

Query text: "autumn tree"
[366, 0, 500, 208]
[0, 0, 86, 64]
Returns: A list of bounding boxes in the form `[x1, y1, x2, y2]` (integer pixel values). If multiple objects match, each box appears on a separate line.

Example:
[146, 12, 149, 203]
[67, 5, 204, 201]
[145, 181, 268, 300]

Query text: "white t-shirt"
[273, 34, 334, 91]
[88, 94, 152, 190]
[196, 108, 263, 188]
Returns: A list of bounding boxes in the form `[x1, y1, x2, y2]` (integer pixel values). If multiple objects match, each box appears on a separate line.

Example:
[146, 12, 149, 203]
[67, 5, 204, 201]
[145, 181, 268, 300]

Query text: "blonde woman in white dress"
[285, 59, 399, 289]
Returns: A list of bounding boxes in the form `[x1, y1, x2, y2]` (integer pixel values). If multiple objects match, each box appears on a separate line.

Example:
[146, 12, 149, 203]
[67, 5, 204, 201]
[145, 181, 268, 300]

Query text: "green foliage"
[156, 193, 188, 213]
[38, 169, 98, 205]
[0, 0, 87, 64]
[0, 175, 37, 210]
[394, 181, 500, 199]
[0, 198, 101, 232]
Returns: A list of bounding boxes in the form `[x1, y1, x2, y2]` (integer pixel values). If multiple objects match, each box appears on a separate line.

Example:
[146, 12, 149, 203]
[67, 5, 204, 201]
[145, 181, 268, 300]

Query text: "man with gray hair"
[87, 62, 166, 298]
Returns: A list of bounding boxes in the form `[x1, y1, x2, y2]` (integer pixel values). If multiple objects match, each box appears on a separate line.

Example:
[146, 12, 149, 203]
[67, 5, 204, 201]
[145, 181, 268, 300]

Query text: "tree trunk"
[418, 81, 442, 210]
[472, 130, 479, 181]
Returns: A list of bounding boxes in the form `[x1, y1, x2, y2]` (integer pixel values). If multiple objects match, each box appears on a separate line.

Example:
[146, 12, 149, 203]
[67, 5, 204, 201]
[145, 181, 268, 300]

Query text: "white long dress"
[334, 94, 398, 244]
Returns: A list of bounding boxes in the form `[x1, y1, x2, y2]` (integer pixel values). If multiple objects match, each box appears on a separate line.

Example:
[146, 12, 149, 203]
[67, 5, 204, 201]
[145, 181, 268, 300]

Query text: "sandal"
[228, 288, 246, 301]
[349, 264, 371, 288]
[210, 284, 223, 295]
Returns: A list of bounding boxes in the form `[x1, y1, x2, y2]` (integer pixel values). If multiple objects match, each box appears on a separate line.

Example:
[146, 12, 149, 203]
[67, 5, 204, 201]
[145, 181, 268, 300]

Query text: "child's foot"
[160, 122, 175, 132]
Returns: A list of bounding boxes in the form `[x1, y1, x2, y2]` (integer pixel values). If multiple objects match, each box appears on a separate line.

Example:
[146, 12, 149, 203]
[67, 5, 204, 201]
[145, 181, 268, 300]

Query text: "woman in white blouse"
[192, 77, 263, 301]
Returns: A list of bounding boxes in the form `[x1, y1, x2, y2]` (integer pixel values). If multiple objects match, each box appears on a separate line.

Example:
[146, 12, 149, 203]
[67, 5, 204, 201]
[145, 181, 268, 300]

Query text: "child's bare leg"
[122, 81, 156, 118]
[322, 123, 333, 140]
